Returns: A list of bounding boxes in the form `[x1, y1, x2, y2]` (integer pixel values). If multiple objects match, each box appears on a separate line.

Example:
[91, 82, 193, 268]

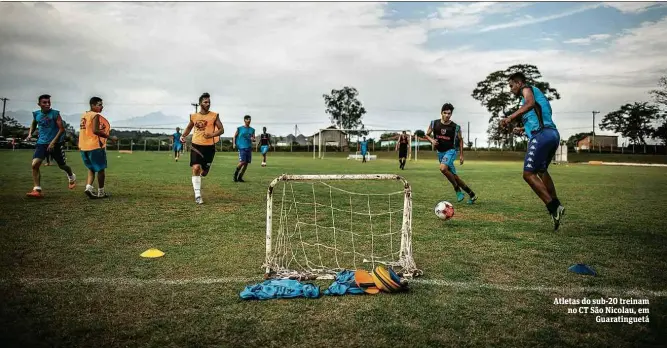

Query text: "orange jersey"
[190, 111, 220, 146]
[78, 111, 111, 150]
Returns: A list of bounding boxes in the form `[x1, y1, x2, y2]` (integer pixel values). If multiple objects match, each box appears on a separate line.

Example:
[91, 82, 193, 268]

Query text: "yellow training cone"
[140, 248, 165, 258]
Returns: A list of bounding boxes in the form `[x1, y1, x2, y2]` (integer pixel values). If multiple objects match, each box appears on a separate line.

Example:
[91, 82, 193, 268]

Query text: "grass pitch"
[1, 149, 666, 347]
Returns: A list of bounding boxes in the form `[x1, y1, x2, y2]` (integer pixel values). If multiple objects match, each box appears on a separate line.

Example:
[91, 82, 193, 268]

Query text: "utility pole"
[467, 121, 470, 147]
[191, 103, 199, 114]
[0, 98, 8, 137]
[592, 111, 600, 149]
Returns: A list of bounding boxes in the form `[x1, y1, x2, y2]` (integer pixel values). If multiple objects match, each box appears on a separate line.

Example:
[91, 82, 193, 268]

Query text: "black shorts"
[398, 145, 408, 158]
[190, 144, 216, 172]
[33, 142, 67, 166]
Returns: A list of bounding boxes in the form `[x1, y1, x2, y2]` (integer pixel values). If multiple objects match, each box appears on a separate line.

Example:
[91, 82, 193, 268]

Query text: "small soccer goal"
[347, 151, 377, 161]
[264, 174, 421, 280]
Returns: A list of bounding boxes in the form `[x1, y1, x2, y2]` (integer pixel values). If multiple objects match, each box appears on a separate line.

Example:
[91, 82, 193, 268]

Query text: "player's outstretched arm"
[50, 114, 66, 150]
[181, 120, 194, 141]
[424, 123, 437, 145]
[504, 87, 535, 126]
[92, 114, 108, 139]
[25, 119, 37, 141]
[213, 115, 224, 136]
[232, 129, 238, 149]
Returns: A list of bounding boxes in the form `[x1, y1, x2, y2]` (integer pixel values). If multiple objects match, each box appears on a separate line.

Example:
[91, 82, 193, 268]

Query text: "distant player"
[395, 131, 409, 170]
[172, 127, 183, 161]
[233, 115, 256, 182]
[358, 137, 368, 163]
[180, 93, 224, 205]
[501, 72, 564, 230]
[257, 126, 271, 167]
[425, 103, 477, 204]
[25, 94, 77, 198]
[79, 96, 115, 199]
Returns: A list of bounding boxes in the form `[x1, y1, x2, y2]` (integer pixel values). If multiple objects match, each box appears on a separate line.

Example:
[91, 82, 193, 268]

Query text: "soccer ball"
[434, 201, 454, 220]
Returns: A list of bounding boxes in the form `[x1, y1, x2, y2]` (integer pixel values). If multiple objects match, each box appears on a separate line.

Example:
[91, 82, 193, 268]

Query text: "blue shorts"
[34, 142, 67, 166]
[361, 150, 368, 156]
[81, 148, 107, 172]
[260, 145, 269, 155]
[524, 128, 560, 172]
[173, 143, 183, 152]
[437, 149, 458, 175]
[238, 148, 252, 164]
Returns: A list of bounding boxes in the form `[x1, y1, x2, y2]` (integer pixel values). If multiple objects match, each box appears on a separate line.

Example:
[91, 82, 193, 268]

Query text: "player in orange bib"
[180, 92, 224, 204]
[78, 96, 117, 199]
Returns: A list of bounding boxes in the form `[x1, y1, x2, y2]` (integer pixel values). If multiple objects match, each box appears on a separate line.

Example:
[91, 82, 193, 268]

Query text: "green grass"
[1, 149, 666, 347]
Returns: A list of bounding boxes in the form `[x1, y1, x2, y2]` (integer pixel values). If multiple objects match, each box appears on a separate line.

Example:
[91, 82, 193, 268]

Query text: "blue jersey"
[360, 141, 368, 152]
[33, 109, 62, 144]
[236, 126, 255, 149]
[173, 132, 182, 145]
[521, 86, 556, 139]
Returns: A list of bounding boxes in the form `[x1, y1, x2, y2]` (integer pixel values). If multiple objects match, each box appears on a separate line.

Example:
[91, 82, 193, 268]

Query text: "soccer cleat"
[467, 195, 477, 205]
[195, 196, 203, 205]
[551, 205, 565, 231]
[26, 190, 43, 198]
[238, 177, 245, 183]
[261, 162, 266, 167]
[456, 191, 465, 202]
[68, 174, 77, 189]
[85, 188, 97, 199]
[97, 191, 110, 199]
[233, 172, 238, 182]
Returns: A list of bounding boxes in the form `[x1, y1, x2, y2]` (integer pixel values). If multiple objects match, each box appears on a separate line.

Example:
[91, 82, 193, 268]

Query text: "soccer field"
[1, 149, 666, 347]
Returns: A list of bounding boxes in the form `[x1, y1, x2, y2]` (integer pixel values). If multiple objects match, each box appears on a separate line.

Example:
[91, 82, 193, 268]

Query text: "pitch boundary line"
[1, 277, 666, 297]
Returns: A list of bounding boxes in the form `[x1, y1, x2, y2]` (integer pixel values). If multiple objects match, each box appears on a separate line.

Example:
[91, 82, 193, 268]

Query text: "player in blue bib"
[172, 127, 183, 162]
[25, 94, 77, 197]
[233, 115, 256, 182]
[257, 126, 272, 167]
[425, 103, 476, 204]
[501, 72, 564, 230]
[359, 137, 368, 163]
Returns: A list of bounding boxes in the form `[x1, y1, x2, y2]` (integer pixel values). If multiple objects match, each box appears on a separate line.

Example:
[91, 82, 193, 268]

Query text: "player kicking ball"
[180, 93, 224, 205]
[25, 94, 76, 197]
[257, 126, 272, 167]
[233, 115, 256, 182]
[425, 103, 477, 204]
[79, 96, 116, 199]
[172, 127, 183, 162]
[501, 72, 564, 230]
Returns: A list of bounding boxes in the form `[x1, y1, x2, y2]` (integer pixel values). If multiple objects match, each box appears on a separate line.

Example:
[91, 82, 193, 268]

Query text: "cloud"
[564, 34, 612, 45]
[0, 2, 666, 145]
[479, 4, 601, 32]
[427, 2, 528, 30]
[604, 2, 663, 14]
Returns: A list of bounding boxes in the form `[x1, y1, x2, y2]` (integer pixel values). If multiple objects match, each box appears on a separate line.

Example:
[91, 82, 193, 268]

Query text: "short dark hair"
[508, 72, 527, 84]
[38, 94, 51, 102]
[89, 96, 102, 106]
[199, 92, 210, 104]
[244, 115, 251, 120]
[263, 126, 267, 131]
[441, 103, 454, 113]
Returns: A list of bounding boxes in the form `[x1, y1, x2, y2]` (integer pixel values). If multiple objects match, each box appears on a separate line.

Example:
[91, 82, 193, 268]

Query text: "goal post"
[313, 129, 412, 160]
[264, 174, 421, 280]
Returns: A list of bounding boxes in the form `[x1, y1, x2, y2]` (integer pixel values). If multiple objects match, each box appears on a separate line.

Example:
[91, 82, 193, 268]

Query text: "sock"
[98, 187, 105, 196]
[67, 172, 75, 181]
[546, 199, 560, 214]
[461, 185, 474, 196]
[234, 167, 240, 176]
[192, 176, 201, 197]
[85, 184, 94, 191]
[34, 186, 42, 192]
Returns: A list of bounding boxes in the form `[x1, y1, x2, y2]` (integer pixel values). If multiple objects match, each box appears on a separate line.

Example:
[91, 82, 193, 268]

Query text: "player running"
[25, 94, 76, 197]
[425, 103, 477, 204]
[358, 137, 368, 163]
[395, 130, 409, 170]
[79, 96, 116, 199]
[500, 72, 564, 230]
[232, 115, 255, 182]
[172, 127, 183, 162]
[180, 93, 224, 205]
[256, 126, 272, 167]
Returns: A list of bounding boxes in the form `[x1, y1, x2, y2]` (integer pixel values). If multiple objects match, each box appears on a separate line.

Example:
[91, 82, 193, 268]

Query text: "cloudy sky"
[1, 1, 666, 145]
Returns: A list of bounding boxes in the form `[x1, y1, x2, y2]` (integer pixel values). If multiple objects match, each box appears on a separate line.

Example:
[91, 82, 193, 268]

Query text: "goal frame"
[313, 129, 413, 160]
[264, 174, 420, 279]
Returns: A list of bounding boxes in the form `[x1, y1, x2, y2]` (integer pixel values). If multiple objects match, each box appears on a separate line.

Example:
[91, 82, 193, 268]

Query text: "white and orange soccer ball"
[434, 201, 454, 220]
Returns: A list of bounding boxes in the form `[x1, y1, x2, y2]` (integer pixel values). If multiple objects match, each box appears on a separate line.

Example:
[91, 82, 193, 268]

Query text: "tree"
[566, 132, 593, 148]
[471, 64, 560, 149]
[650, 76, 667, 110]
[323, 87, 368, 143]
[413, 130, 425, 138]
[600, 102, 662, 145]
[652, 122, 667, 145]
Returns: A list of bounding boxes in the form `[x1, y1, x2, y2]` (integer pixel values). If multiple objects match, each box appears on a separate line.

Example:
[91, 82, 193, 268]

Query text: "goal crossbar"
[314, 129, 413, 159]
[264, 174, 421, 279]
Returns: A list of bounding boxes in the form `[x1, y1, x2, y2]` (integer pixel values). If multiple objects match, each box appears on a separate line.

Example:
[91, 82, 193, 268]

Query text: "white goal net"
[263, 174, 421, 280]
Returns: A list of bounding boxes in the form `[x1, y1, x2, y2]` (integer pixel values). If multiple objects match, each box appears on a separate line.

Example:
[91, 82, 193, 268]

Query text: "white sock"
[192, 176, 201, 197]
[67, 173, 76, 181]
[86, 184, 94, 191]
[34, 186, 42, 192]
[98, 187, 105, 196]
